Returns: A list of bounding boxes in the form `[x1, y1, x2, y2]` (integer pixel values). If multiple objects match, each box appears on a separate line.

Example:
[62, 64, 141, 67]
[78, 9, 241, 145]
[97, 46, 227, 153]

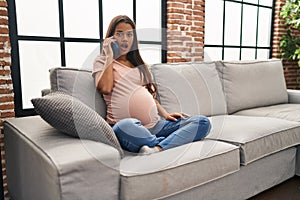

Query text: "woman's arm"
[154, 99, 183, 121]
[94, 59, 114, 94]
[94, 37, 116, 94]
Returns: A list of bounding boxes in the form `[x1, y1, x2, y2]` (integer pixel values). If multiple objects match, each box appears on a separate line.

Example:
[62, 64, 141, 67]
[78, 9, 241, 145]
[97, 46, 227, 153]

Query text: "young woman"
[92, 15, 211, 154]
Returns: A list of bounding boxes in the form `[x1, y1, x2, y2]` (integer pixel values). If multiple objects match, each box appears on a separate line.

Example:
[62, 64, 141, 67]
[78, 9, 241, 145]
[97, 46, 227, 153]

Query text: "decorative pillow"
[31, 91, 124, 156]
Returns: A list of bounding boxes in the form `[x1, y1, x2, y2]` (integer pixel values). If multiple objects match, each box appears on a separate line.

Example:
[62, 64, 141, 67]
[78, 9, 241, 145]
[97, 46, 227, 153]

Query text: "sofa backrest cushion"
[216, 59, 288, 114]
[150, 62, 227, 117]
[50, 67, 106, 118]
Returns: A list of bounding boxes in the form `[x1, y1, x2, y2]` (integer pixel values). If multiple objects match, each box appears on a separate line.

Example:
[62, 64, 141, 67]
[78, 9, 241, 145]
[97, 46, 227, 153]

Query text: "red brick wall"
[167, 0, 205, 63]
[0, 0, 14, 197]
[272, 0, 300, 89]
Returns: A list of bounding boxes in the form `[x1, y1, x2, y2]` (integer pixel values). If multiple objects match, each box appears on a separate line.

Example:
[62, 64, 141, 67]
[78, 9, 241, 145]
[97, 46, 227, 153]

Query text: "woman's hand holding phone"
[103, 37, 118, 60]
[111, 42, 119, 59]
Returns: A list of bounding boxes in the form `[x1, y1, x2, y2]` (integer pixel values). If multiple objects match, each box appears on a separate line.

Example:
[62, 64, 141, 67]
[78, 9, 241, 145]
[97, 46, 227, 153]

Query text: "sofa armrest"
[287, 89, 300, 103]
[4, 116, 120, 200]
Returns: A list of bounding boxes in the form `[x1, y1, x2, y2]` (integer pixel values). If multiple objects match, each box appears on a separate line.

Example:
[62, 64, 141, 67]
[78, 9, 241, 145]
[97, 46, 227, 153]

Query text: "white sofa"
[4, 59, 300, 200]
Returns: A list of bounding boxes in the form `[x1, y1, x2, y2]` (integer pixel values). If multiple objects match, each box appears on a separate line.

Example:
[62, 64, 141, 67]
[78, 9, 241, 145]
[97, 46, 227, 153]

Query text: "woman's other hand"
[165, 112, 184, 121]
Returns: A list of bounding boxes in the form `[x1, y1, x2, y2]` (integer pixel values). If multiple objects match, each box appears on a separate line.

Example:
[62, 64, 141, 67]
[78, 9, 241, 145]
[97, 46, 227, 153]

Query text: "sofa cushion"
[150, 62, 227, 117]
[207, 115, 300, 165]
[120, 140, 239, 200]
[31, 91, 123, 156]
[234, 103, 300, 122]
[50, 67, 106, 118]
[4, 116, 121, 200]
[216, 59, 288, 114]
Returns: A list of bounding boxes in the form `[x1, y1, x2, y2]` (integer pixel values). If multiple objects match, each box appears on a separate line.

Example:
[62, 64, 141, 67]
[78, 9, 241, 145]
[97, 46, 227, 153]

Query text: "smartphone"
[111, 42, 119, 59]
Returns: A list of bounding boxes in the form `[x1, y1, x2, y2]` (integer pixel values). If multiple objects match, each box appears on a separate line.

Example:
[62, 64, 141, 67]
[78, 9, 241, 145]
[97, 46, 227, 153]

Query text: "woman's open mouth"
[120, 43, 129, 51]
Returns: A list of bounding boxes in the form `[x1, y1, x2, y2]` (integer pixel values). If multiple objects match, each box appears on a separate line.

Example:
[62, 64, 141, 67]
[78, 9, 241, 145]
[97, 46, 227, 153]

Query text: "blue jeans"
[112, 116, 211, 153]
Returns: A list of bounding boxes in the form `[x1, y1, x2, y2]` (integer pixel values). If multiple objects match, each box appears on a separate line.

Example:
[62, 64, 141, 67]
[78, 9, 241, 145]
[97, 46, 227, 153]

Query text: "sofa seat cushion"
[119, 140, 239, 200]
[150, 62, 227, 117]
[207, 115, 300, 165]
[234, 103, 300, 122]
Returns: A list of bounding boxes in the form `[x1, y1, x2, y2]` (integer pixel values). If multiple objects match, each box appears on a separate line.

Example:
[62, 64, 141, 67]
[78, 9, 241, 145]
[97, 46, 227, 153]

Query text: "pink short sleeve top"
[92, 55, 160, 128]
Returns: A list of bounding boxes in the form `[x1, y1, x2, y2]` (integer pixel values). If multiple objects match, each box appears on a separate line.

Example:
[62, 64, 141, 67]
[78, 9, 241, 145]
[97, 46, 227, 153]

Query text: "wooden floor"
[249, 176, 300, 200]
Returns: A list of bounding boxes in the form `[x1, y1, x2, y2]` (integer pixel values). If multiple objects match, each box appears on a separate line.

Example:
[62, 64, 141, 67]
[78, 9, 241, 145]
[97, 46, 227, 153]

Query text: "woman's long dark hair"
[104, 15, 157, 95]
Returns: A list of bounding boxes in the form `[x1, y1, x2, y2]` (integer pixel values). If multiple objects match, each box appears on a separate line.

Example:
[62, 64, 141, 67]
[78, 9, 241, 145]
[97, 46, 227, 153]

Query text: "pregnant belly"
[128, 87, 159, 128]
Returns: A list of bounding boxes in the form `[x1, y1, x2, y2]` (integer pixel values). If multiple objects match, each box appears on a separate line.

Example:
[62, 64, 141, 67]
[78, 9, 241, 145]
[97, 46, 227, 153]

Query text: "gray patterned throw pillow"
[31, 91, 124, 156]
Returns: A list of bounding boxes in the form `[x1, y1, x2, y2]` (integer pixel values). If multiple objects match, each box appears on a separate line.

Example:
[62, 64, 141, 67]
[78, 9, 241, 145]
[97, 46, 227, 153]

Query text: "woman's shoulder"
[92, 54, 107, 77]
[94, 54, 106, 64]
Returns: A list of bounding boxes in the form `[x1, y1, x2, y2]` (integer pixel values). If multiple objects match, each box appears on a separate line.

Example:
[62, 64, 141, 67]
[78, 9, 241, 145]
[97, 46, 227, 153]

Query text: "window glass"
[242, 5, 257, 46]
[257, 49, 270, 59]
[241, 48, 256, 60]
[82, 45, 101, 69]
[15, 0, 59, 36]
[257, 7, 272, 47]
[259, 0, 273, 7]
[102, 0, 133, 35]
[204, 47, 222, 61]
[136, 0, 161, 41]
[224, 48, 240, 61]
[65, 42, 100, 69]
[139, 44, 161, 64]
[63, 0, 100, 38]
[204, 0, 224, 45]
[19, 41, 61, 108]
[136, 29, 161, 43]
[204, 0, 273, 61]
[243, 0, 258, 4]
[224, 1, 241, 46]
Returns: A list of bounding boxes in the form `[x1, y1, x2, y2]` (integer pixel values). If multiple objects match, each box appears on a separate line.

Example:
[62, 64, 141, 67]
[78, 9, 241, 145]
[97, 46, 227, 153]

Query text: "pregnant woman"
[92, 15, 211, 154]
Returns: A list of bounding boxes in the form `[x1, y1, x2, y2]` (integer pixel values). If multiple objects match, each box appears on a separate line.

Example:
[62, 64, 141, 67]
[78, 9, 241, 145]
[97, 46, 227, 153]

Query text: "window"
[8, 0, 167, 116]
[204, 0, 274, 61]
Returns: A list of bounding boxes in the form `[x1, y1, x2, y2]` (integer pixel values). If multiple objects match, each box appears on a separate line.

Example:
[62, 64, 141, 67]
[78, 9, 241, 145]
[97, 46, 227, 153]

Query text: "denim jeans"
[112, 116, 211, 153]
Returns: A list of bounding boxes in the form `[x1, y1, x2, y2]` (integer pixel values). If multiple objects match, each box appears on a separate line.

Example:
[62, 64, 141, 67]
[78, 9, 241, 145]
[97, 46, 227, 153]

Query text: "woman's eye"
[116, 33, 124, 37]
[127, 32, 133, 37]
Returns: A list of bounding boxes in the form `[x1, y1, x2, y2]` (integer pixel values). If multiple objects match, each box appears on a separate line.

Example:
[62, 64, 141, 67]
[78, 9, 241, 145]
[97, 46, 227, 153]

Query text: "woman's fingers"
[166, 113, 184, 121]
[171, 112, 183, 118]
[103, 37, 117, 57]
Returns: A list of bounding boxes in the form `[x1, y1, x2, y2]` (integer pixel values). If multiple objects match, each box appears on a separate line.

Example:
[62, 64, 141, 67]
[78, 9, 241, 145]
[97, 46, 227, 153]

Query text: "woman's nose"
[122, 35, 128, 41]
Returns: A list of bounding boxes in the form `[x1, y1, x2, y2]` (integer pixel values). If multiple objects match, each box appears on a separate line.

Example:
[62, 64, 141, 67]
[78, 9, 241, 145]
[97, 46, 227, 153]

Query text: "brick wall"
[271, 0, 300, 89]
[272, 0, 285, 59]
[0, 0, 13, 197]
[167, 0, 205, 63]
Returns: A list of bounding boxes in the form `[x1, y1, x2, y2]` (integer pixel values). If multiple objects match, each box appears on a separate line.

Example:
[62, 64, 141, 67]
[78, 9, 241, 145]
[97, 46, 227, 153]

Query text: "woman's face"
[113, 22, 134, 56]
